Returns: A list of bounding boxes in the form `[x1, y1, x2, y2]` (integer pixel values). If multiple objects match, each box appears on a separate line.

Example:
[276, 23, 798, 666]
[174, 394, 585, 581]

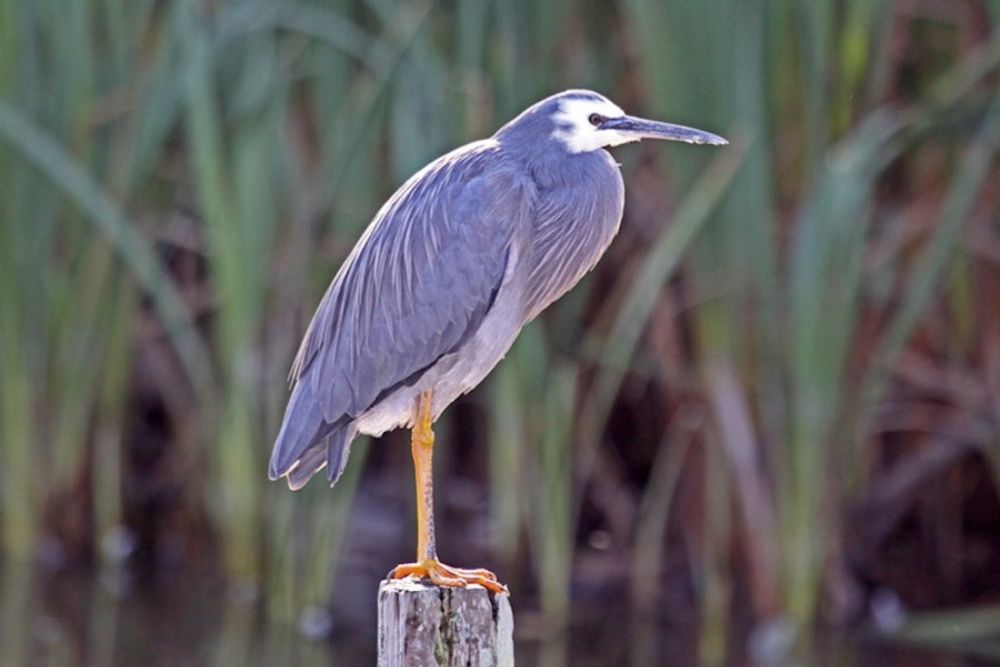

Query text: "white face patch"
[550, 97, 637, 153]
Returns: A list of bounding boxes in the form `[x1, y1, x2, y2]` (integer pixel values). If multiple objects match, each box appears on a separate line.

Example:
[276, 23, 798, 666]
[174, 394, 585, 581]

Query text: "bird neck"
[524, 146, 615, 190]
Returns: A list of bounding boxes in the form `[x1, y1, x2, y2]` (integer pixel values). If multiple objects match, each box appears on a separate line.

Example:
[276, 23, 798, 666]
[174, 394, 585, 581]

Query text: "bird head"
[545, 90, 728, 154]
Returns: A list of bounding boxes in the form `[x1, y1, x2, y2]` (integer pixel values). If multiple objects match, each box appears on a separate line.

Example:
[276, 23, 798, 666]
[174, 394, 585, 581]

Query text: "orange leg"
[388, 389, 507, 594]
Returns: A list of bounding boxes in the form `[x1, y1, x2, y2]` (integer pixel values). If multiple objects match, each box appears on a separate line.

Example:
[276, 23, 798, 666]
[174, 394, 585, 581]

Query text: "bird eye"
[588, 113, 604, 126]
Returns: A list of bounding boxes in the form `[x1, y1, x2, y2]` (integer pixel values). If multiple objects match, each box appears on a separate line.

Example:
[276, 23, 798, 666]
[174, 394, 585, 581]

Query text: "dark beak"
[601, 115, 728, 146]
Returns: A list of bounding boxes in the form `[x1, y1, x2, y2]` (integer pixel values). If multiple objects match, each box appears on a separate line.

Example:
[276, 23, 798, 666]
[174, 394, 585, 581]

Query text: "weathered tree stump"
[377, 578, 514, 666]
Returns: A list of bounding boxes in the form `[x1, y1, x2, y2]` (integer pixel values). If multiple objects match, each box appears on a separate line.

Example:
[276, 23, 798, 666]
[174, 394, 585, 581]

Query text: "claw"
[389, 558, 508, 594]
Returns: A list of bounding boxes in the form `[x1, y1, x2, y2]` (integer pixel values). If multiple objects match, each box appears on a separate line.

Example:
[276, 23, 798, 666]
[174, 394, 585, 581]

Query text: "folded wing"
[269, 141, 533, 487]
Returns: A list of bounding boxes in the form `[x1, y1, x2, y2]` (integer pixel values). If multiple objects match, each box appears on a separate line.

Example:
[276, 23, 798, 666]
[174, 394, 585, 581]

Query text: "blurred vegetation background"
[2, 0, 1000, 664]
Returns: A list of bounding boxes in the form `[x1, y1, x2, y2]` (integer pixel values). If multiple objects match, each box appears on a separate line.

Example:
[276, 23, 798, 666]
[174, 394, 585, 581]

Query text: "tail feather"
[287, 442, 326, 491]
[325, 426, 353, 486]
[269, 382, 354, 489]
[284, 425, 354, 490]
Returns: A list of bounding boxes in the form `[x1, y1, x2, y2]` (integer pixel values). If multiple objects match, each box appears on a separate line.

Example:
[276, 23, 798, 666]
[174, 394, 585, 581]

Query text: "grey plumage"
[269, 89, 726, 489]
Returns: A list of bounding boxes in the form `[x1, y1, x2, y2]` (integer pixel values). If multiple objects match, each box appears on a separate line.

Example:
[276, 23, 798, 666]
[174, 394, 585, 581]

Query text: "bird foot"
[389, 558, 508, 594]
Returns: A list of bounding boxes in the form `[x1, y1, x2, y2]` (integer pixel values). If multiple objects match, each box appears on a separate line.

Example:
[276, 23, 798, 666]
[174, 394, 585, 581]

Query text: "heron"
[269, 89, 726, 593]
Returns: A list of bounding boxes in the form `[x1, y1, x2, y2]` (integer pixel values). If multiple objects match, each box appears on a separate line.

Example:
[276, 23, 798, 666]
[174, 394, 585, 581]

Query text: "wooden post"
[377, 578, 514, 666]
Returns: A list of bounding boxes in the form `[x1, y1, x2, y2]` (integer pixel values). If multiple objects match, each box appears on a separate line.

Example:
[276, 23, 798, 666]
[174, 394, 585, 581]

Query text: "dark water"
[1, 563, 993, 667]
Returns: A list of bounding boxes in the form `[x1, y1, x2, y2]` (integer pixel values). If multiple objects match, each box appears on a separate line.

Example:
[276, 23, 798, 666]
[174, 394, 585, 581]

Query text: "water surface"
[0, 563, 991, 667]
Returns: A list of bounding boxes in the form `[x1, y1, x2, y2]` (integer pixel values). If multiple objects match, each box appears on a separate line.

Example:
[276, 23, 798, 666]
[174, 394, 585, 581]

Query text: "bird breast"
[521, 149, 625, 322]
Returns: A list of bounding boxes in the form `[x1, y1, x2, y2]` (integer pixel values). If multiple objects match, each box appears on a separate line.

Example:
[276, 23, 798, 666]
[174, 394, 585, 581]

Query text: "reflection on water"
[0, 563, 993, 667]
[0, 563, 373, 666]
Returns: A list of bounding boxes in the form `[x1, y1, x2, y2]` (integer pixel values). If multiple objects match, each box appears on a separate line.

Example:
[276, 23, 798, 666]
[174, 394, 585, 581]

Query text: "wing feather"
[290, 140, 533, 424]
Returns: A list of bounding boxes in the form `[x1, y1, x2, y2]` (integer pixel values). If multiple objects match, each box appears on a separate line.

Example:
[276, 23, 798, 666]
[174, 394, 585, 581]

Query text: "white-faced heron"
[269, 89, 726, 592]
